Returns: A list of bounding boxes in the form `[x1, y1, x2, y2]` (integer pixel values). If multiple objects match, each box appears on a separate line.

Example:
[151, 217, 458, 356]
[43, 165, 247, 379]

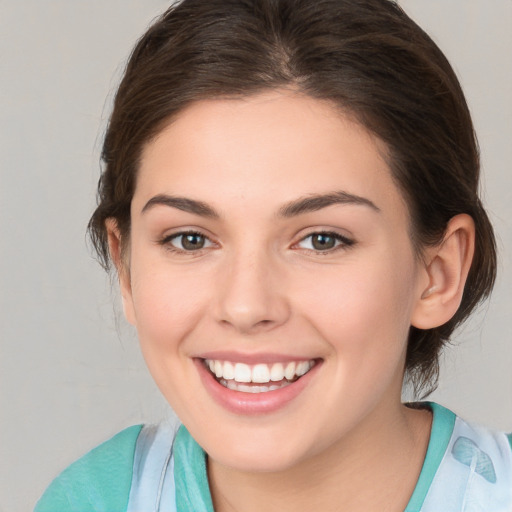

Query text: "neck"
[208, 402, 432, 512]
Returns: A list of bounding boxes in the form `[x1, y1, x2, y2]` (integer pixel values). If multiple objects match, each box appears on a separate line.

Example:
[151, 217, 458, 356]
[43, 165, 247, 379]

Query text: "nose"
[214, 248, 291, 335]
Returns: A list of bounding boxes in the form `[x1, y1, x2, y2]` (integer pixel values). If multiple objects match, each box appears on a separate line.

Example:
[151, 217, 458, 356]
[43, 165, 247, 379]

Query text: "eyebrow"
[141, 190, 380, 219]
[278, 191, 380, 217]
[141, 194, 220, 218]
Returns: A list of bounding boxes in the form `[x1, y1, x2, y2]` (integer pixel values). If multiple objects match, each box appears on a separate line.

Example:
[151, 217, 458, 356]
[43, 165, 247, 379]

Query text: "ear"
[105, 218, 136, 326]
[411, 214, 475, 329]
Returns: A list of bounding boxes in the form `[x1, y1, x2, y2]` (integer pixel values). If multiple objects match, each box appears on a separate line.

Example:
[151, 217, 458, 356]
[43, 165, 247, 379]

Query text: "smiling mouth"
[204, 359, 317, 393]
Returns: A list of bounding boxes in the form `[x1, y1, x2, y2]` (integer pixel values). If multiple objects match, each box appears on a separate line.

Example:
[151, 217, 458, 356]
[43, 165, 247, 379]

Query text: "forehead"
[135, 90, 407, 218]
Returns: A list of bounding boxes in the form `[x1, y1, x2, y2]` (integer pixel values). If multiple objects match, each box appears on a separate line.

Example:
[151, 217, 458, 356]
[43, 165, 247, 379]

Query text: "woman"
[35, 1, 511, 510]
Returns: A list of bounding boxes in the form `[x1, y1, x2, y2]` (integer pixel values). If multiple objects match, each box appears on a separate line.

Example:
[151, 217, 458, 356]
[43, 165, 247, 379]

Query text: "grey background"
[0, 1, 510, 511]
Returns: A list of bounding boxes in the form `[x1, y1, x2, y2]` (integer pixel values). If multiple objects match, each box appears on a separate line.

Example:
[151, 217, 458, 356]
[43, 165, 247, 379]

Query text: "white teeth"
[205, 358, 316, 386]
[223, 361, 235, 380]
[270, 362, 284, 381]
[252, 364, 270, 383]
[296, 361, 312, 377]
[234, 363, 252, 383]
[284, 362, 296, 380]
[220, 379, 290, 393]
[214, 360, 223, 378]
[238, 383, 268, 393]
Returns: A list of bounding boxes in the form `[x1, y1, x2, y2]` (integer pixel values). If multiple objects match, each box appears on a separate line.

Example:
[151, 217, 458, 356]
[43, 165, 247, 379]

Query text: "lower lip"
[195, 359, 321, 415]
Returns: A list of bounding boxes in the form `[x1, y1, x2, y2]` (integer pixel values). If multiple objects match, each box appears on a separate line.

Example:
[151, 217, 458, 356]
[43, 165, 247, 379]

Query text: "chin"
[211, 447, 305, 474]
[202, 425, 318, 474]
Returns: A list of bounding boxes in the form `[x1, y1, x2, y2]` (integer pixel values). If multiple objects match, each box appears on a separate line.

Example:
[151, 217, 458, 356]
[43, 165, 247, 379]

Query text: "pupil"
[312, 234, 335, 250]
[182, 234, 204, 250]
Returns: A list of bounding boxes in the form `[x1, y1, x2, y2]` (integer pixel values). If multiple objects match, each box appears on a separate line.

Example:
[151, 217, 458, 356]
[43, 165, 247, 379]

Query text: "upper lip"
[194, 351, 319, 365]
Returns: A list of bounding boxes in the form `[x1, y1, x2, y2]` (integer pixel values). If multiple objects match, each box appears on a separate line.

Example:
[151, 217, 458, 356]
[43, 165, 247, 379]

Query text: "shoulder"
[422, 403, 512, 511]
[34, 425, 143, 512]
[450, 411, 512, 469]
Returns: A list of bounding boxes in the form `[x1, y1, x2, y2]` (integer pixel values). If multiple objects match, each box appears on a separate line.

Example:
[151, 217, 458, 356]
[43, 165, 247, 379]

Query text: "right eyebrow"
[278, 190, 380, 217]
[141, 194, 220, 218]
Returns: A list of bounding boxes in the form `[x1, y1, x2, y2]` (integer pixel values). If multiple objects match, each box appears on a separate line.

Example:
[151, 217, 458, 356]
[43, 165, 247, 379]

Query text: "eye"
[165, 231, 214, 252]
[296, 231, 354, 252]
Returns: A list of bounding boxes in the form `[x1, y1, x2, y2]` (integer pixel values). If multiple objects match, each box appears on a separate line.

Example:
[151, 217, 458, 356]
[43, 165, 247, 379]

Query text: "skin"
[108, 90, 475, 511]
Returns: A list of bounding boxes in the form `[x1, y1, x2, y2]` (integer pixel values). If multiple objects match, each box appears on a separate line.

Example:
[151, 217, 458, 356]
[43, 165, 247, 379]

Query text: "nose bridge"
[215, 242, 290, 333]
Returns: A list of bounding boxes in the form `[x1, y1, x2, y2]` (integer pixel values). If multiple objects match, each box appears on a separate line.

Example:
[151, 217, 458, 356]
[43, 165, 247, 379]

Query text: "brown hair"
[88, 0, 497, 396]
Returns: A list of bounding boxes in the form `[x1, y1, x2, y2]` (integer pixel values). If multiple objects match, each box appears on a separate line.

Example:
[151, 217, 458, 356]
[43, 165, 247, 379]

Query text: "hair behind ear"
[406, 210, 496, 397]
[105, 218, 136, 325]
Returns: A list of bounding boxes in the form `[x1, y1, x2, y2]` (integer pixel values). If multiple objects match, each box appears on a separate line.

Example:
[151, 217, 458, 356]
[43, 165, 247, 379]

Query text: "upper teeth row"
[205, 359, 315, 384]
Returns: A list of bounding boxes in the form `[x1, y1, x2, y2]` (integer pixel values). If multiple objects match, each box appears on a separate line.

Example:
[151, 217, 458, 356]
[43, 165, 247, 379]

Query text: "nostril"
[219, 316, 276, 334]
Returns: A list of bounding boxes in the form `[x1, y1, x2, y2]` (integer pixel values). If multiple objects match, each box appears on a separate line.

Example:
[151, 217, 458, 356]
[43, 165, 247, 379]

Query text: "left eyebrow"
[141, 194, 220, 218]
[278, 191, 380, 217]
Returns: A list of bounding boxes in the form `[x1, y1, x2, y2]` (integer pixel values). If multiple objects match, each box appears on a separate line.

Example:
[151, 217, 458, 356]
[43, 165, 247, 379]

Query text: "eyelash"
[159, 230, 214, 254]
[159, 230, 354, 255]
[294, 231, 355, 254]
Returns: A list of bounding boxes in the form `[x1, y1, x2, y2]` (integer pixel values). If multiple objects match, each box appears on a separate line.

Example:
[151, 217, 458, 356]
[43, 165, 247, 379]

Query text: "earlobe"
[105, 218, 136, 326]
[411, 214, 475, 330]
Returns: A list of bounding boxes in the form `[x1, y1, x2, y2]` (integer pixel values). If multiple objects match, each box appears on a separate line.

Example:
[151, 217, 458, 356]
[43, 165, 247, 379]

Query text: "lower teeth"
[219, 378, 292, 393]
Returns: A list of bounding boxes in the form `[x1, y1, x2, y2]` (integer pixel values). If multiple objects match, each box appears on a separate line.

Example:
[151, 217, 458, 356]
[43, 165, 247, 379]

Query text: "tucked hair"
[88, 0, 497, 396]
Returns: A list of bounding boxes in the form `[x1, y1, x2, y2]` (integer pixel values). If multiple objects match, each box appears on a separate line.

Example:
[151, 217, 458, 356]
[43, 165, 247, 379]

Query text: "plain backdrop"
[0, 1, 511, 510]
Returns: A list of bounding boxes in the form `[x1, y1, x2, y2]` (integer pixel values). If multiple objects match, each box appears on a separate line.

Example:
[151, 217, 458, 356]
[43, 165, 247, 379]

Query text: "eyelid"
[158, 229, 217, 254]
[293, 230, 355, 253]
[156, 227, 354, 255]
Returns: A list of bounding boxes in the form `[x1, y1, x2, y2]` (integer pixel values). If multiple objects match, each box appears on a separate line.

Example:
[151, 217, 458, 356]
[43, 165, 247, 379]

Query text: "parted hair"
[88, 0, 497, 396]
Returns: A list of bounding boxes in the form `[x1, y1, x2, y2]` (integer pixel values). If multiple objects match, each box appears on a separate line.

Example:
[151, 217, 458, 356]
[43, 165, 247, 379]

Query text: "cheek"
[127, 263, 213, 408]
[295, 250, 418, 362]
[128, 262, 210, 353]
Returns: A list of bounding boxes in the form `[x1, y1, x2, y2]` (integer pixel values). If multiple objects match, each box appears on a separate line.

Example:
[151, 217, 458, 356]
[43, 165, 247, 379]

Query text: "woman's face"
[120, 91, 429, 472]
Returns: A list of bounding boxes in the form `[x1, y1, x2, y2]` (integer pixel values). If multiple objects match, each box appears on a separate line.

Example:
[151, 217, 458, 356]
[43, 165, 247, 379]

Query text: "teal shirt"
[35, 404, 512, 512]
[35, 425, 142, 512]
